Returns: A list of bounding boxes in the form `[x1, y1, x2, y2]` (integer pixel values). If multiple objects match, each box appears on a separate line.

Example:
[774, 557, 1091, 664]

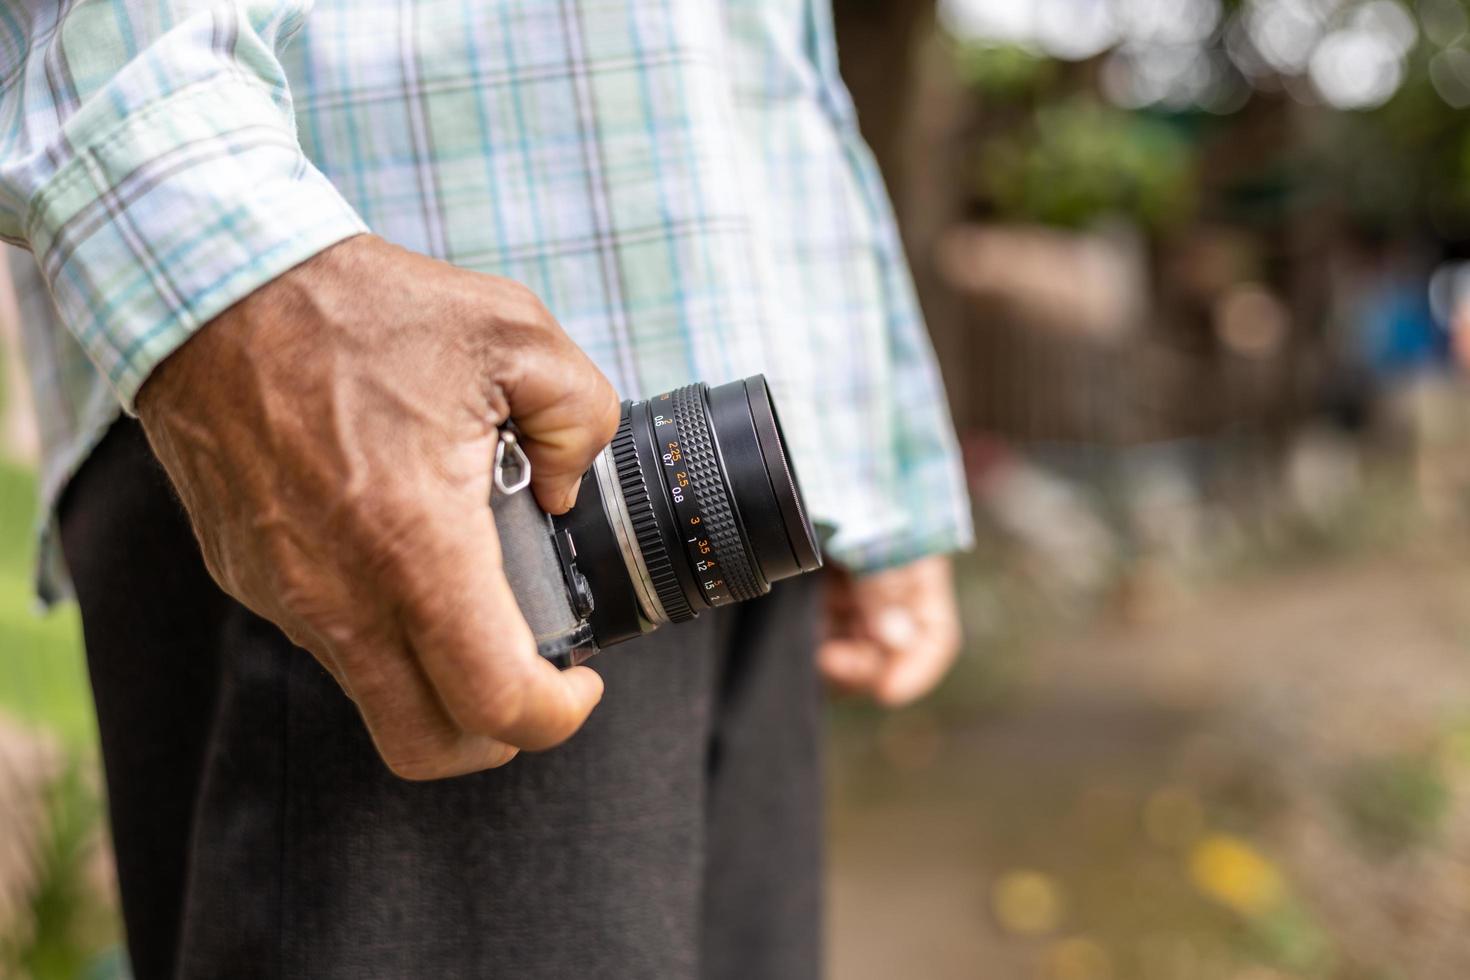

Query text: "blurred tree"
[940, 0, 1470, 240]
[835, 0, 1470, 443]
[981, 96, 1195, 229]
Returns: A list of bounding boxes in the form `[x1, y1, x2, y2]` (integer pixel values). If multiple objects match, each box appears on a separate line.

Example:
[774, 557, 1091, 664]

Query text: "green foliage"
[980, 98, 1196, 229]
[952, 41, 1056, 100]
[1299, 42, 1470, 235]
[1244, 900, 1336, 976]
[0, 460, 117, 975]
[3, 765, 115, 980]
[0, 459, 92, 748]
[1336, 753, 1451, 854]
[945, 0, 1470, 235]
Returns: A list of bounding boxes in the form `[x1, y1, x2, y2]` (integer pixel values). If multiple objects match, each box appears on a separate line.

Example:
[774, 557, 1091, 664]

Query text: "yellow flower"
[1188, 834, 1285, 917]
[992, 870, 1065, 936]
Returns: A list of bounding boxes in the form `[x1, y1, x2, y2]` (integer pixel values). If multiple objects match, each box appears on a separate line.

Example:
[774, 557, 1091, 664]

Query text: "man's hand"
[817, 556, 961, 707]
[137, 234, 620, 780]
[1453, 303, 1470, 374]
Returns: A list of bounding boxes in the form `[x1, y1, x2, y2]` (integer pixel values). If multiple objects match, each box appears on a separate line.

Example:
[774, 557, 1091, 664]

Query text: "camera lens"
[555, 375, 823, 648]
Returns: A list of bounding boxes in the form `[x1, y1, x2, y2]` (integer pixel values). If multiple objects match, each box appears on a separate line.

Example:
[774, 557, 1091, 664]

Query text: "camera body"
[492, 376, 823, 667]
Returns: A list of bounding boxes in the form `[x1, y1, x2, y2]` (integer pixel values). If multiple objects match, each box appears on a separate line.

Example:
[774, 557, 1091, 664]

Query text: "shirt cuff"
[831, 517, 976, 576]
[23, 75, 368, 409]
[825, 456, 976, 574]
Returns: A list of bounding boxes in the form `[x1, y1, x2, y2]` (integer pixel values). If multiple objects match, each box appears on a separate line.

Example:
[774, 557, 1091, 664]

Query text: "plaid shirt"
[3, 0, 971, 602]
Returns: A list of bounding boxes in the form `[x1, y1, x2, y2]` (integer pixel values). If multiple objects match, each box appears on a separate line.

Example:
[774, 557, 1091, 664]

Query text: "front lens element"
[613, 375, 822, 624]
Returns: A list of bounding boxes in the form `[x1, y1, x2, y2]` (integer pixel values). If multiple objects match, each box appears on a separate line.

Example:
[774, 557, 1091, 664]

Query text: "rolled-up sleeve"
[1, 0, 366, 407]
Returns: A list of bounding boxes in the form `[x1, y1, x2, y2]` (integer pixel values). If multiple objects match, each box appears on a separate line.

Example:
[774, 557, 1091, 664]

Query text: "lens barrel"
[554, 375, 822, 649]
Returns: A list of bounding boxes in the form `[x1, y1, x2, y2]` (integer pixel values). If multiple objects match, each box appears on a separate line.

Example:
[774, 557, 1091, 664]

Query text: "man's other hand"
[136, 234, 620, 780]
[817, 556, 961, 707]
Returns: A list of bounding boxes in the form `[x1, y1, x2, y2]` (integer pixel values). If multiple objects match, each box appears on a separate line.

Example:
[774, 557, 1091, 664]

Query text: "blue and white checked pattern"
[2, 0, 972, 601]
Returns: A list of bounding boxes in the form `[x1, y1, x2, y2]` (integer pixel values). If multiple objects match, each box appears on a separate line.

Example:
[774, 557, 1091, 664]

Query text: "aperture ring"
[610, 414, 696, 623]
[667, 385, 764, 604]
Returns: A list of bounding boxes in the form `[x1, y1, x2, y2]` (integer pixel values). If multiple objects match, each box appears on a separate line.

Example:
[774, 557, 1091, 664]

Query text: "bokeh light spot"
[1430, 47, 1470, 107]
[1420, 0, 1468, 46]
[992, 870, 1067, 936]
[1352, 0, 1420, 55]
[1043, 936, 1114, 980]
[1309, 27, 1405, 108]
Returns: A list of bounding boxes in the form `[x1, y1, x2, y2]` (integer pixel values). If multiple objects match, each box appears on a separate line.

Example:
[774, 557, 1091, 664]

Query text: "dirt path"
[827, 547, 1470, 980]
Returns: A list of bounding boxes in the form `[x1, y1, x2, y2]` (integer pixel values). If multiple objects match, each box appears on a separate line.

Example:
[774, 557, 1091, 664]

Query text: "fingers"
[818, 567, 877, 694]
[872, 629, 959, 707]
[867, 564, 962, 706]
[819, 620, 954, 705]
[393, 507, 605, 751]
[817, 637, 884, 695]
[500, 317, 621, 514]
[819, 557, 963, 706]
[330, 628, 520, 781]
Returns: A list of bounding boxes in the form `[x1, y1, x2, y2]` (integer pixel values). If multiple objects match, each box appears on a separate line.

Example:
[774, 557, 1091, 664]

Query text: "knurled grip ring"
[668, 385, 764, 604]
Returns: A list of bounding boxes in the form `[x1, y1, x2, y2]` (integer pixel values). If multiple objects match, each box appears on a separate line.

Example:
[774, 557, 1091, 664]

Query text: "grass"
[4, 764, 112, 980]
[0, 454, 121, 978]
[1336, 752, 1453, 856]
[0, 457, 92, 748]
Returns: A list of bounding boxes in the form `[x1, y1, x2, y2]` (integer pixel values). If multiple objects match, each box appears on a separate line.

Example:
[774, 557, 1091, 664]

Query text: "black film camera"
[492, 375, 823, 667]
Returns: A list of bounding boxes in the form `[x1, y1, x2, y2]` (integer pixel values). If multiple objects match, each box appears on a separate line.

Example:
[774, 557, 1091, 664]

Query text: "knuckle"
[452, 665, 531, 737]
[375, 725, 461, 782]
[382, 749, 452, 782]
[594, 381, 621, 440]
[561, 373, 620, 456]
[501, 276, 544, 312]
[489, 277, 556, 335]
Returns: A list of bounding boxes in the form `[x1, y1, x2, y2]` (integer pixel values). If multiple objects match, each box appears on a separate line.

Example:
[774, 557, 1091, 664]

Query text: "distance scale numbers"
[652, 409, 732, 606]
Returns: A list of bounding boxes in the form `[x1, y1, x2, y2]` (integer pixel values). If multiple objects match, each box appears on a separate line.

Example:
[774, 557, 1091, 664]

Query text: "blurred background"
[8, 0, 1470, 976]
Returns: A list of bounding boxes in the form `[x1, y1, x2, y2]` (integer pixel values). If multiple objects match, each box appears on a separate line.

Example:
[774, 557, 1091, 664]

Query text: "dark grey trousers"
[60, 420, 823, 980]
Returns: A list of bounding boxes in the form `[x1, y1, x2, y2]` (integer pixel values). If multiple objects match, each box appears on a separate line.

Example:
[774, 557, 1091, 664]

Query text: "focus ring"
[610, 414, 696, 623]
[669, 386, 763, 603]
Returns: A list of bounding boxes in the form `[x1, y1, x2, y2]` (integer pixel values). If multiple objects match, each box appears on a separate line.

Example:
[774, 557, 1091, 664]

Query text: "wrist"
[136, 233, 372, 426]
